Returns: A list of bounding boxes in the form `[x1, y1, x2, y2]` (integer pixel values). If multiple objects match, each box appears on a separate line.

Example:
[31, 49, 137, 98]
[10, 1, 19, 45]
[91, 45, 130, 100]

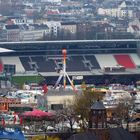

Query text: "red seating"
[114, 54, 136, 69]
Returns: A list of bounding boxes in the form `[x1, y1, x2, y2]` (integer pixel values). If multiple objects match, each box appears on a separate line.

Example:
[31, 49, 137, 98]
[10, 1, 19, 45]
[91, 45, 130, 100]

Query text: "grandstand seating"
[114, 54, 136, 69]
[84, 55, 100, 69]
[95, 54, 118, 69]
[0, 63, 3, 73]
[31, 56, 48, 72]
[0, 59, 3, 73]
[1, 57, 25, 73]
[45, 58, 56, 72]
[19, 57, 32, 71]
[129, 54, 140, 68]
[1, 53, 140, 74]
[20, 56, 56, 72]
[66, 56, 89, 71]
[54, 59, 63, 72]
[0, 40, 139, 86]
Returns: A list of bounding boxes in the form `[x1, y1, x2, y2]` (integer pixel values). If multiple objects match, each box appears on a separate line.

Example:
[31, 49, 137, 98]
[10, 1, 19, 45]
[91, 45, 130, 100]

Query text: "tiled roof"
[5, 24, 19, 30]
[68, 128, 137, 140]
[68, 132, 97, 140]
[131, 25, 139, 31]
[125, 1, 132, 5]
[91, 100, 105, 110]
[29, 24, 49, 30]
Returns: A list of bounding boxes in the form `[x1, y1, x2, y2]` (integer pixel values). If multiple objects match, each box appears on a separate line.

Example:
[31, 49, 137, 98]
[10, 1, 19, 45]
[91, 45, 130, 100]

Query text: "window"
[4, 64, 15, 75]
[51, 104, 63, 110]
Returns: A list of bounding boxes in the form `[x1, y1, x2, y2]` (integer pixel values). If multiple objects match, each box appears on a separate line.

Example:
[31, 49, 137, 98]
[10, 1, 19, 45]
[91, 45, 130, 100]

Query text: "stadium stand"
[19, 57, 32, 71]
[1, 53, 140, 74]
[1, 56, 25, 73]
[66, 56, 89, 72]
[31, 56, 47, 72]
[114, 54, 136, 69]
[84, 55, 100, 69]
[46, 58, 57, 72]
[129, 54, 140, 68]
[0, 59, 3, 73]
[95, 54, 118, 69]
[0, 39, 140, 85]
[20, 56, 57, 72]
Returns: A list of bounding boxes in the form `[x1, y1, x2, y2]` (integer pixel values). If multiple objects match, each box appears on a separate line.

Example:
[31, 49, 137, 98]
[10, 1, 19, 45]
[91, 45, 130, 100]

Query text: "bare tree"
[72, 88, 105, 130]
[55, 100, 77, 132]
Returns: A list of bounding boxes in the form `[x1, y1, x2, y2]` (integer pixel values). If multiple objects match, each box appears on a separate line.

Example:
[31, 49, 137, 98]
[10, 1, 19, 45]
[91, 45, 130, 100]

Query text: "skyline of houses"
[0, 0, 140, 41]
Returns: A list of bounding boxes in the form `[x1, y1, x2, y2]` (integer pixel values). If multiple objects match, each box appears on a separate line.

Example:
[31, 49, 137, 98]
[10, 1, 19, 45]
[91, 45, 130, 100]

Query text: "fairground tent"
[0, 127, 25, 140]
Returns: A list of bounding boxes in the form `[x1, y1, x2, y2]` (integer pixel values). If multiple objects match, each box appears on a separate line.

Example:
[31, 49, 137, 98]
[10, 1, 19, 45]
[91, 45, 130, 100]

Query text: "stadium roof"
[0, 39, 139, 45]
[0, 47, 14, 53]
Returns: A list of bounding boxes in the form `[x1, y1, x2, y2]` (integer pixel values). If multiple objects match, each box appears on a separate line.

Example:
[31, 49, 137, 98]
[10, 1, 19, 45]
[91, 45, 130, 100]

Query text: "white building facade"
[98, 1, 135, 18]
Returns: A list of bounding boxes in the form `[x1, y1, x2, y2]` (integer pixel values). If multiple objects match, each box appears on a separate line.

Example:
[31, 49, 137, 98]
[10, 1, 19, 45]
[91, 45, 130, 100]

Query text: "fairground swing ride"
[54, 49, 77, 92]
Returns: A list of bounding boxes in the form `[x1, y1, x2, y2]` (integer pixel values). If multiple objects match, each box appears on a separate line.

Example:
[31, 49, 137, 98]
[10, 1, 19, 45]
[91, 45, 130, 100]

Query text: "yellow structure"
[29, 135, 61, 140]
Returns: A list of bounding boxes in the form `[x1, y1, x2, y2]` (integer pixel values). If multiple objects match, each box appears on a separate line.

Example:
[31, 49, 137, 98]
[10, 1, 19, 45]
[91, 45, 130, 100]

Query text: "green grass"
[11, 75, 44, 88]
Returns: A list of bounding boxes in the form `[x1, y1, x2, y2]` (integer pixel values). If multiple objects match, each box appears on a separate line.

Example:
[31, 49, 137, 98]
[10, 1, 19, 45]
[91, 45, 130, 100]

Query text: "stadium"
[0, 39, 140, 86]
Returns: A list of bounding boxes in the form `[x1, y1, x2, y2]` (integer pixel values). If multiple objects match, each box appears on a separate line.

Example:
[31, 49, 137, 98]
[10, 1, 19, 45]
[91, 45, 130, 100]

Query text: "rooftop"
[91, 100, 105, 110]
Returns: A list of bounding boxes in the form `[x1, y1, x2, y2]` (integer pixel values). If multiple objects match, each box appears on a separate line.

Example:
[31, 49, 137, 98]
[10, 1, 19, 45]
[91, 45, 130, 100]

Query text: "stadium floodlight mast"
[54, 49, 77, 92]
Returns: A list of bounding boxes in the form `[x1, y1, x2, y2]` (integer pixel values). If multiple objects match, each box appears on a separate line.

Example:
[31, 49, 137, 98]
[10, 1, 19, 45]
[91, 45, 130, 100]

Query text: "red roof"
[47, 10, 59, 15]
[22, 109, 54, 118]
